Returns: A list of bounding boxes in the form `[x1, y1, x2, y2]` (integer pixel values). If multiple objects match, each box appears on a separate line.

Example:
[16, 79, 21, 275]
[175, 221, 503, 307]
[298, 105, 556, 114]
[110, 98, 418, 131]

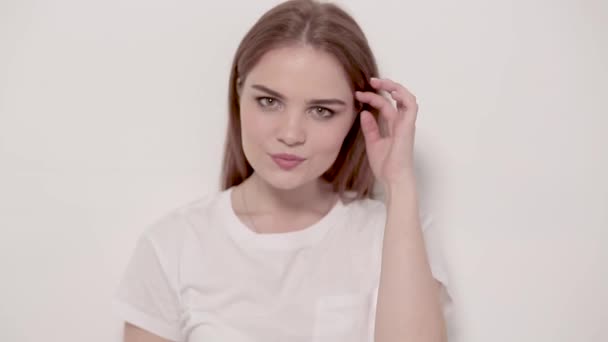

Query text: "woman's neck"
[241, 173, 336, 216]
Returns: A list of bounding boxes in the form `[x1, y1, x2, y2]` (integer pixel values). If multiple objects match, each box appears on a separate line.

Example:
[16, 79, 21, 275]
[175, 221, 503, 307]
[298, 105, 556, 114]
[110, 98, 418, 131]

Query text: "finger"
[388, 90, 418, 123]
[370, 78, 416, 111]
[355, 91, 398, 123]
[359, 110, 381, 145]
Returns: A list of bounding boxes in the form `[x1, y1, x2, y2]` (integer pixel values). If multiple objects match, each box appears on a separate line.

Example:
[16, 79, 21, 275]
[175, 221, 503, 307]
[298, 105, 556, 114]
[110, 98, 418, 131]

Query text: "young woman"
[113, 1, 452, 341]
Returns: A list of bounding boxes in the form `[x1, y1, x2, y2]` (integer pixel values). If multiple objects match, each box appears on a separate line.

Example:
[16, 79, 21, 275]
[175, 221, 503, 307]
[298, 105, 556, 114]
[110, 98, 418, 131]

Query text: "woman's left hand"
[355, 77, 419, 189]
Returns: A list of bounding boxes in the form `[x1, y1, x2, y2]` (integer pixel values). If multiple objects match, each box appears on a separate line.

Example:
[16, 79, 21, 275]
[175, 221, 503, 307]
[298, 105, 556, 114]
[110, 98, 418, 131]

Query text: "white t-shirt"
[112, 186, 452, 342]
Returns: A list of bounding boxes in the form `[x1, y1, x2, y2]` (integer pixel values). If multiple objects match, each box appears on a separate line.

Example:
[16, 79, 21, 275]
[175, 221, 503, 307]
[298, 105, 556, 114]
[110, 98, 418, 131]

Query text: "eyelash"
[255, 96, 335, 119]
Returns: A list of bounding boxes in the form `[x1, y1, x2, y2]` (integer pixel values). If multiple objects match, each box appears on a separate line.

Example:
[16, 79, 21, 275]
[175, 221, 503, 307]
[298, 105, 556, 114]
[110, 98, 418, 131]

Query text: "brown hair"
[220, 0, 381, 203]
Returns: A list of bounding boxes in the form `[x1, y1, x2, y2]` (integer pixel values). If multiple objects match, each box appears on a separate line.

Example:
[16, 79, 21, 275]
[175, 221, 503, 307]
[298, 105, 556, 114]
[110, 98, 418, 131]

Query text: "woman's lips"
[270, 153, 305, 161]
[271, 156, 304, 170]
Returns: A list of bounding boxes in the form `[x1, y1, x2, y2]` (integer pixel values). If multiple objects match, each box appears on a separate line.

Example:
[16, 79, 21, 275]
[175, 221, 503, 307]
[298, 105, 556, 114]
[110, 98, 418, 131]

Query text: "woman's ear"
[236, 77, 243, 97]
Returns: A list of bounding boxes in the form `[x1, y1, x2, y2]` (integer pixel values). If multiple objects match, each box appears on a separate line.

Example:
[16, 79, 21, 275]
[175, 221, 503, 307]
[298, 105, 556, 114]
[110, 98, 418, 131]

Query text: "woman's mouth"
[270, 154, 305, 170]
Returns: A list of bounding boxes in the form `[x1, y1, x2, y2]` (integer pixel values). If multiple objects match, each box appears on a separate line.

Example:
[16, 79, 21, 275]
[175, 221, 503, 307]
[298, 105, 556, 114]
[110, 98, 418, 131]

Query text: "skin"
[357, 79, 447, 341]
[232, 44, 358, 233]
[123, 323, 168, 342]
[123, 44, 446, 341]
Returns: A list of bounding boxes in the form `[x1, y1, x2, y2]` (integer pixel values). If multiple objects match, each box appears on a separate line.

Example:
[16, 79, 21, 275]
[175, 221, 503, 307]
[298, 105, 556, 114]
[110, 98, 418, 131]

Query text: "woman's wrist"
[382, 172, 418, 198]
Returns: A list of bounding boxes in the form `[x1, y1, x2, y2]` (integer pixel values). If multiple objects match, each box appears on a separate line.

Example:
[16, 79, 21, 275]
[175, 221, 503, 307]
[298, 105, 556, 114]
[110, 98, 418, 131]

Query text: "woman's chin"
[268, 176, 307, 191]
[254, 170, 309, 191]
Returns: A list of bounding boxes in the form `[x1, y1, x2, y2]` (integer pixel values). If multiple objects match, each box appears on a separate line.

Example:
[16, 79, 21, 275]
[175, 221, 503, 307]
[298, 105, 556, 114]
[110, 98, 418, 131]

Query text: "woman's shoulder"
[337, 193, 387, 234]
[344, 190, 434, 232]
[342, 191, 386, 213]
[139, 190, 225, 246]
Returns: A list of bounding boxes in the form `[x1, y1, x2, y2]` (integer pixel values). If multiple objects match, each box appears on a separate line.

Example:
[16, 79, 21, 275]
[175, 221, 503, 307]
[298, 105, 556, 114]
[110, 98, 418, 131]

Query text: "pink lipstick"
[270, 153, 305, 170]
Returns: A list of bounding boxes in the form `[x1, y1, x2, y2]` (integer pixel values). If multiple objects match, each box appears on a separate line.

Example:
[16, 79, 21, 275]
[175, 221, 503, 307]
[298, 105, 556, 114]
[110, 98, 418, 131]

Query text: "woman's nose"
[276, 111, 306, 146]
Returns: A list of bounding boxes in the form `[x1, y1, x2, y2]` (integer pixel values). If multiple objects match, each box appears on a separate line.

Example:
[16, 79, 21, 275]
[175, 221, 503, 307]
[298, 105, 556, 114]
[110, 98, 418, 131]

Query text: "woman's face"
[238, 45, 357, 190]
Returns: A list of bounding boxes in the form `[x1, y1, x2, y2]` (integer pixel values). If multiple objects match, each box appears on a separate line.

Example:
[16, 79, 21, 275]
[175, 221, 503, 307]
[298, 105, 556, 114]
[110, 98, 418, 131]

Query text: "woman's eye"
[312, 106, 335, 119]
[257, 97, 279, 108]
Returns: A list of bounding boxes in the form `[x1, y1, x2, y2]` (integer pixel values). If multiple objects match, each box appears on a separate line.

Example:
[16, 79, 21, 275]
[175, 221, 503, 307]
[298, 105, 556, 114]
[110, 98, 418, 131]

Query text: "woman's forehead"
[244, 46, 353, 101]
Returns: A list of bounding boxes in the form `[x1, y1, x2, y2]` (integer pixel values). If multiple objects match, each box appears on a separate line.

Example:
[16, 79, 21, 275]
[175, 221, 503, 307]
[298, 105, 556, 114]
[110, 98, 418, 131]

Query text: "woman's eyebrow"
[251, 84, 347, 106]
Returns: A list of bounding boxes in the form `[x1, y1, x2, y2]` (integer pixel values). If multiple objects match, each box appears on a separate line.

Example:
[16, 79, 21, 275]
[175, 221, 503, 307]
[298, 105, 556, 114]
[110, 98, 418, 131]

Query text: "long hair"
[220, 0, 381, 203]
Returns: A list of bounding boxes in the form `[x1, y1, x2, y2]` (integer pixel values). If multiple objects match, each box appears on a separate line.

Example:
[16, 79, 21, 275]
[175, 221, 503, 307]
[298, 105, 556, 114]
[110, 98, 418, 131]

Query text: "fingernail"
[370, 77, 379, 82]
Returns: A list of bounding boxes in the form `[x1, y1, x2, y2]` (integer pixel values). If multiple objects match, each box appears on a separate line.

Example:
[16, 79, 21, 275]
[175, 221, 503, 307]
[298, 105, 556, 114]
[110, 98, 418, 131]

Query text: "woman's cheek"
[315, 131, 346, 160]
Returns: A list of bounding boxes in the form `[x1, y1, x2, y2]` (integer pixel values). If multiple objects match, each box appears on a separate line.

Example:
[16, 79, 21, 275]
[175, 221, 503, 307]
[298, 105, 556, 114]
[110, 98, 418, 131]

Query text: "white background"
[1, 0, 606, 341]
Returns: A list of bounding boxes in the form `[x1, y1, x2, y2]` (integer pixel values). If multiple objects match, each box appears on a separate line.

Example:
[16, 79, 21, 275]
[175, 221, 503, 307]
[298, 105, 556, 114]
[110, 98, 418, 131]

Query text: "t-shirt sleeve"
[112, 234, 183, 341]
[419, 211, 453, 305]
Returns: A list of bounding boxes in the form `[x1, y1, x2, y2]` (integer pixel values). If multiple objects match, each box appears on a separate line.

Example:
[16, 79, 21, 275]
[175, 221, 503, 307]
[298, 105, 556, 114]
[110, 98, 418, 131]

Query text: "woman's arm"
[374, 175, 446, 342]
[124, 323, 171, 342]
